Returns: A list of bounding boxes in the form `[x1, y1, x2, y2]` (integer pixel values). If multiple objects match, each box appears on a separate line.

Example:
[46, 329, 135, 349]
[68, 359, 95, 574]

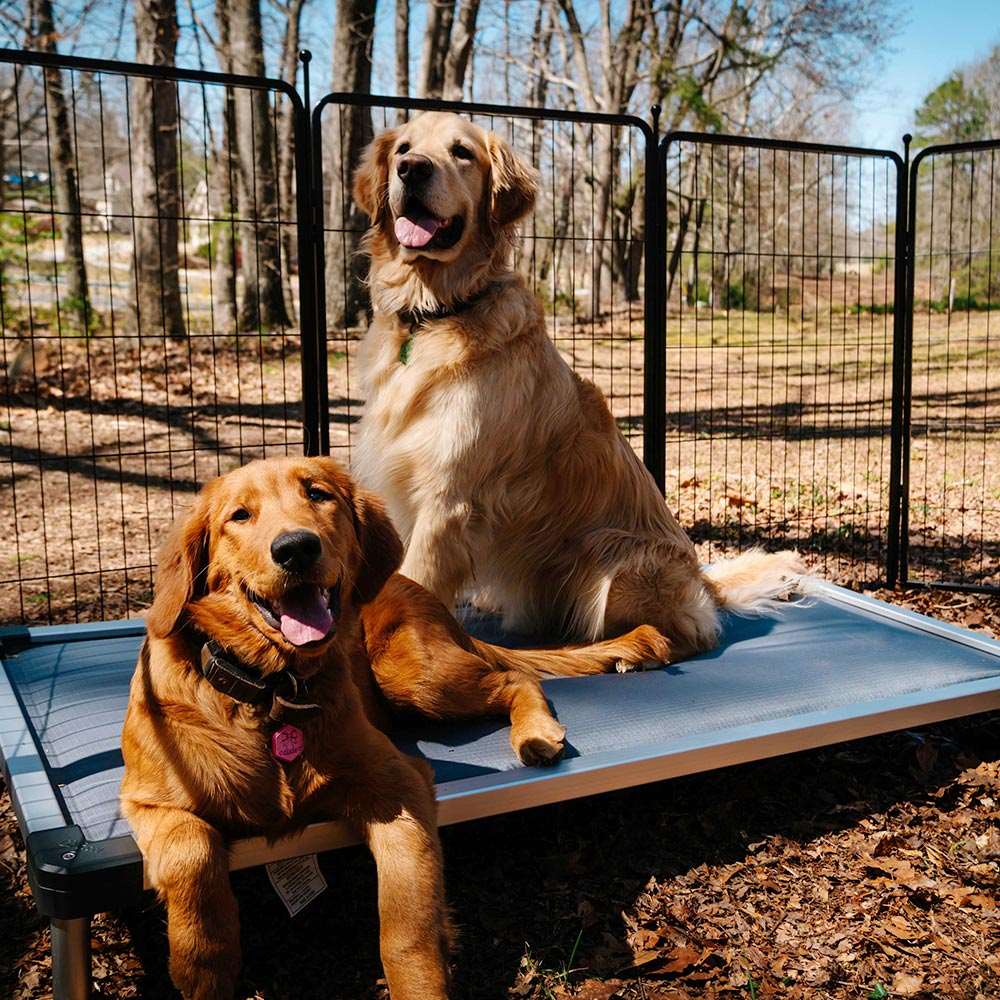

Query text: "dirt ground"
[1, 304, 999, 998]
[3, 305, 998, 623]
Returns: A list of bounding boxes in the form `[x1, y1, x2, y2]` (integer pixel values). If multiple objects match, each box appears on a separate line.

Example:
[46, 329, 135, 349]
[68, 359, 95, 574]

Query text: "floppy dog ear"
[350, 487, 404, 605]
[147, 496, 210, 639]
[353, 127, 399, 222]
[487, 133, 538, 228]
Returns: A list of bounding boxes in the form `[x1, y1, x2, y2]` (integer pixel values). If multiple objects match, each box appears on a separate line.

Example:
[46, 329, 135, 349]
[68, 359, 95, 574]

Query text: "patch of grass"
[850, 302, 894, 315]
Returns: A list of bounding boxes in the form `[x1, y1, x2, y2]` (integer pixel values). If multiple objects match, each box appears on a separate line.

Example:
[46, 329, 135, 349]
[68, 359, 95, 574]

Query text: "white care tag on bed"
[266, 854, 327, 917]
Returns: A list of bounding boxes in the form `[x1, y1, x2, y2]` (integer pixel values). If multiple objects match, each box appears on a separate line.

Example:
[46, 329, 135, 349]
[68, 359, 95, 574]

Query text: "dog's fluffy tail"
[470, 625, 670, 678]
[702, 548, 807, 614]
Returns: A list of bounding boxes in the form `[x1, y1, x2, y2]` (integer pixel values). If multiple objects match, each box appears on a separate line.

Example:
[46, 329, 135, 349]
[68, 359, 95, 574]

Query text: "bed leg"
[51, 917, 91, 1000]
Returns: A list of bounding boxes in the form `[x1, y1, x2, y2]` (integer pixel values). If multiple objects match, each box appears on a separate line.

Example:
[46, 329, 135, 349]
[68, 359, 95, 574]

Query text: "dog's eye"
[396, 142, 410, 156]
[451, 144, 473, 161]
[230, 508, 251, 523]
[306, 485, 334, 503]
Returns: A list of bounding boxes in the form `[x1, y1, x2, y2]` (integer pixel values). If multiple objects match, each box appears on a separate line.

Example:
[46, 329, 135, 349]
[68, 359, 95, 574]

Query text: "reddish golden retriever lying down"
[351, 112, 805, 659]
[120, 456, 666, 999]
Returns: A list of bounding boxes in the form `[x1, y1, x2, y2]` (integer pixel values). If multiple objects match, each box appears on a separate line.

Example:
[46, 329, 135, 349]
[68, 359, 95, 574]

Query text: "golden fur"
[352, 112, 804, 656]
[121, 456, 666, 999]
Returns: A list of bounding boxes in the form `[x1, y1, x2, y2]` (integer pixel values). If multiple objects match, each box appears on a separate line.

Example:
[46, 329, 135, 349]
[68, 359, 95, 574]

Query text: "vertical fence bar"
[294, 50, 322, 456]
[309, 92, 331, 455]
[886, 134, 912, 587]
[644, 105, 667, 492]
[901, 136, 923, 587]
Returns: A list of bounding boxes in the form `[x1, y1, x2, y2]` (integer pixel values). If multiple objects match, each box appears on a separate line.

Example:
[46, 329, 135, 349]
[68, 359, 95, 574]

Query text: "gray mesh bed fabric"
[2, 581, 1000, 921]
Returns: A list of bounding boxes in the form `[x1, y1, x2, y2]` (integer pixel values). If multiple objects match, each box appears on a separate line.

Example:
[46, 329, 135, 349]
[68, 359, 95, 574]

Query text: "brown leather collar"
[199, 639, 322, 725]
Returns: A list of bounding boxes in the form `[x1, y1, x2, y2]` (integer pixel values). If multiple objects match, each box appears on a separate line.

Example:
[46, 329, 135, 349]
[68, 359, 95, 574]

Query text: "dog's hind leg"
[371, 628, 567, 765]
[603, 555, 721, 659]
[483, 670, 567, 765]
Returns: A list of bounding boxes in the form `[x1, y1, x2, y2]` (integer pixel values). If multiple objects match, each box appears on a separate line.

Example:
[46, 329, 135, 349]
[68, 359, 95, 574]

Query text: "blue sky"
[852, 0, 1000, 150]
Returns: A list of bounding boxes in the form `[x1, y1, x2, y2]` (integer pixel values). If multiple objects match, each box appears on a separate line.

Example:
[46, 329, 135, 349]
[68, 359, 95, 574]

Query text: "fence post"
[643, 105, 667, 493]
[307, 62, 332, 456]
[294, 49, 323, 456]
[886, 133, 912, 587]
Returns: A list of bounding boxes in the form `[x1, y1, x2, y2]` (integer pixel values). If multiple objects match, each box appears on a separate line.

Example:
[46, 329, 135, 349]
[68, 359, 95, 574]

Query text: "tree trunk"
[276, 0, 306, 321]
[418, 0, 455, 99]
[442, 0, 480, 101]
[31, 0, 90, 333]
[325, 0, 377, 331]
[214, 98, 239, 333]
[685, 197, 707, 306]
[211, 0, 238, 333]
[395, 0, 409, 113]
[131, 0, 184, 340]
[229, 0, 290, 331]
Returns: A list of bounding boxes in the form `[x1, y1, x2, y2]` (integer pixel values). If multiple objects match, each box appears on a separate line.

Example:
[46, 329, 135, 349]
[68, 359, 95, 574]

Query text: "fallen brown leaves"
[1, 593, 998, 999]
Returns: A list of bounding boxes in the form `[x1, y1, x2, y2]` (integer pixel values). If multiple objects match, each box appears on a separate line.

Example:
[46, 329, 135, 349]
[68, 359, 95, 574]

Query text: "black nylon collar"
[199, 639, 322, 724]
[396, 280, 498, 327]
[395, 282, 498, 363]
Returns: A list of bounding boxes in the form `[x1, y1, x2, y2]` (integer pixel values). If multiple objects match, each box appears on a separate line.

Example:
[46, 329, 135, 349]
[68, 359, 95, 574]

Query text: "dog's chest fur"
[124, 639, 354, 835]
[354, 313, 496, 535]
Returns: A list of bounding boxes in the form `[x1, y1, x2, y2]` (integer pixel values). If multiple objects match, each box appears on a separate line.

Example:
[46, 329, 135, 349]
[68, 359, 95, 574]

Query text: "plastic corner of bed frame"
[0, 625, 32, 658]
[26, 826, 144, 920]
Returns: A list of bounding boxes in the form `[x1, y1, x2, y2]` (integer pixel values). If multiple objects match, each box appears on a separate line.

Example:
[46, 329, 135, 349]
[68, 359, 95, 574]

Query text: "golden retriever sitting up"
[121, 456, 666, 999]
[351, 111, 805, 660]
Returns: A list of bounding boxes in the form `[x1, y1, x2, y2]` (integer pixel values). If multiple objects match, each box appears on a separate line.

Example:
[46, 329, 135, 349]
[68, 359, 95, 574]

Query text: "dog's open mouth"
[249, 582, 341, 647]
[394, 197, 464, 251]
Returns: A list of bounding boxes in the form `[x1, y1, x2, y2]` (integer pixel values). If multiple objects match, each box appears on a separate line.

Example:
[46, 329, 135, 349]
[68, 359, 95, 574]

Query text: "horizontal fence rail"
[0, 49, 314, 625]
[1, 47, 999, 626]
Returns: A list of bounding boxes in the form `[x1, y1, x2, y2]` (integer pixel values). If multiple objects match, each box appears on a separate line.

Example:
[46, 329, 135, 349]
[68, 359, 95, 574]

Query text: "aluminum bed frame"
[3, 580, 1000, 999]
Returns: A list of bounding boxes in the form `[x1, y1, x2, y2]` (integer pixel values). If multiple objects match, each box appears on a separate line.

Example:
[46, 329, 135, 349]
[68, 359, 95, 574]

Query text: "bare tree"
[229, 0, 290, 331]
[208, 0, 238, 332]
[417, 0, 480, 101]
[442, 0, 480, 101]
[418, 0, 454, 98]
[325, 0, 376, 330]
[395, 0, 409, 102]
[131, 0, 184, 340]
[275, 0, 307, 319]
[30, 0, 90, 331]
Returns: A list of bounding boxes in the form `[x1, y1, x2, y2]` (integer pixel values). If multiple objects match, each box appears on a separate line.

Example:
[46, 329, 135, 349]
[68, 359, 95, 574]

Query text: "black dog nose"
[270, 530, 322, 573]
[397, 153, 433, 186]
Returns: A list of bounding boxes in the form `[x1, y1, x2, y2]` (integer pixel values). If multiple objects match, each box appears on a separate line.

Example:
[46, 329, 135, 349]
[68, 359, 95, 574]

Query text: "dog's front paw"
[512, 716, 566, 766]
[170, 942, 240, 1000]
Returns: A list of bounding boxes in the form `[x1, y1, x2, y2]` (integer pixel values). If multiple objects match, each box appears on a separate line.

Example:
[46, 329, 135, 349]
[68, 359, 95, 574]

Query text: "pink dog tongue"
[394, 214, 443, 248]
[275, 585, 333, 646]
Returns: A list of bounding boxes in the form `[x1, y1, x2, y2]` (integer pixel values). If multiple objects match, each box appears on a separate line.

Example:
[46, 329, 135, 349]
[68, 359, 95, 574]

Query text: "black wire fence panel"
[315, 97, 651, 463]
[0, 55, 307, 625]
[904, 142, 1000, 591]
[661, 136, 903, 587]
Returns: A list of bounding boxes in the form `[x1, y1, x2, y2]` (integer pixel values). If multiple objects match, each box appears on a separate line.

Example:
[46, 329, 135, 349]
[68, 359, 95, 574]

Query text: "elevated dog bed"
[3, 580, 1000, 999]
